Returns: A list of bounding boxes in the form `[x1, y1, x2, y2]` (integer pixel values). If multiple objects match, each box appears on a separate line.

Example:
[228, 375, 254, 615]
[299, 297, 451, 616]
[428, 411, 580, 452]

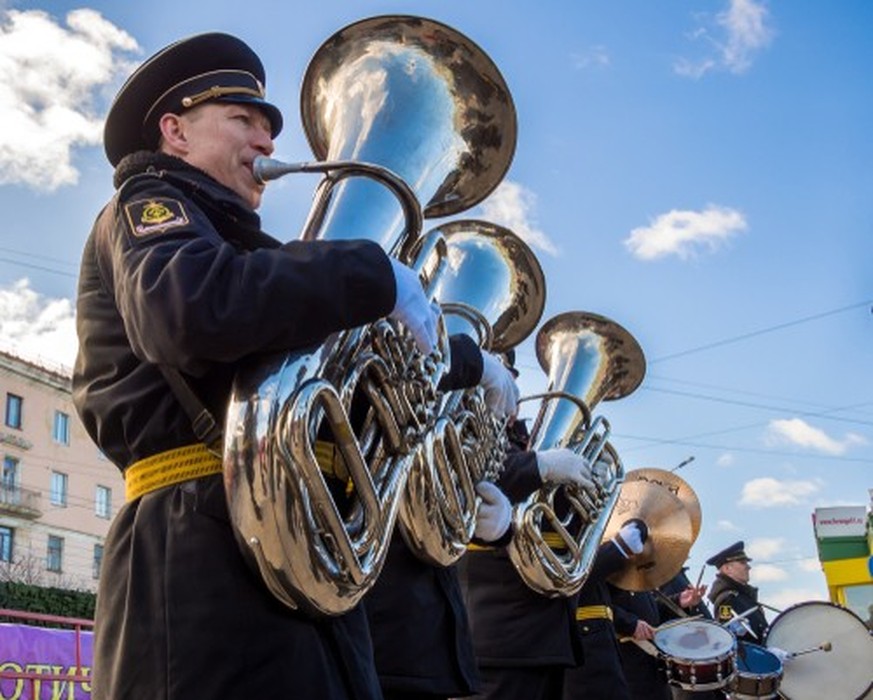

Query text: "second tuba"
[223, 16, 516, 616]
[507, 311, 646, 597]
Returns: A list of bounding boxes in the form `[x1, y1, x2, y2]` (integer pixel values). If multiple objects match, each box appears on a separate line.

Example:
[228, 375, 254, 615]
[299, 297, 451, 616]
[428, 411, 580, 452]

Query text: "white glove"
[592, 456, 612, 484]
[480, 351, 520, 420]
[727, 619, 749, 637]
[535, 448, 595, 491]
[388, 259, 439, 354]
[474, 481, 512, 542]
[769, 646, 789, 662]
[615, 521, 645, 555]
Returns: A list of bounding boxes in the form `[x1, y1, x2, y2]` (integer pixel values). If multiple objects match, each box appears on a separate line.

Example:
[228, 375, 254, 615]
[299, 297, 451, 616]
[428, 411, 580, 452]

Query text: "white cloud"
[675, 0, 774, 79]
[716, 519, 740, 532]
[716, 453, 734, 467]
[796, 557, 822, 573]
[0, 8, 139, 191]
[752, 563, 787, 582]
[739, 477, 821, 508]
[746, 537, 784, 560]
[765, 417, 867, 456]
[476, 180, 557, 256]
[571, 45, 610, 70]
[766, 587, 827, 611]
[623, 205, 747, 261]
[0, 279, 77, 369]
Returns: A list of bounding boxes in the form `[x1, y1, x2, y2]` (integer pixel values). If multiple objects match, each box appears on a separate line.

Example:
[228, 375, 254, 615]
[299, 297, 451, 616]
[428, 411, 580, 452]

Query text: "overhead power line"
[651, 301, 872, 364]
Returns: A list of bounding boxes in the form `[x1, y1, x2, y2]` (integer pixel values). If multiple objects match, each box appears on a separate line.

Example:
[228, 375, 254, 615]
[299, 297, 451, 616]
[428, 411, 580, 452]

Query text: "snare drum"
[653, 618, 737, 691]
[729, 641, 783, 699]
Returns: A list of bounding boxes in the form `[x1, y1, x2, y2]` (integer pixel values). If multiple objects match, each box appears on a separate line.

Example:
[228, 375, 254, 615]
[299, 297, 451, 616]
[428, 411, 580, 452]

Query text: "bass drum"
[765, 600, 873, 700]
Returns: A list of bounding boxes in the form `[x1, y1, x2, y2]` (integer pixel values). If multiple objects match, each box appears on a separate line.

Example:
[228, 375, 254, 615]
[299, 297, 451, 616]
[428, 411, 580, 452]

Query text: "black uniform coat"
[456, 450, 584, 669]
[562, 541, 632, 700]
[74, 152, 397, 700]
[708, 573, 768, 642]
[364, 336, 484, 699]
[610, 589, 672, 700]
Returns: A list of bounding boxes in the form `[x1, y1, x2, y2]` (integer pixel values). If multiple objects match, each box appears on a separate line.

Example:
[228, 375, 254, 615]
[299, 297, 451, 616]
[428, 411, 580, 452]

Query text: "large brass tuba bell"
[223, 16, 516, 616]
[400, 220, 545, 566]
[507, 311, 646, 597]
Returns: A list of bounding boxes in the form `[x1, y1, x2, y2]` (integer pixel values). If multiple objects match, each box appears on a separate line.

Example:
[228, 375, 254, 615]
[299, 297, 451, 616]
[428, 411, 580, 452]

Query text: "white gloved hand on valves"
[535, 448, 596, 492]
[474, 481, 512, 542]
[479, 351, 520, 421]
[388, 259, 439, 354]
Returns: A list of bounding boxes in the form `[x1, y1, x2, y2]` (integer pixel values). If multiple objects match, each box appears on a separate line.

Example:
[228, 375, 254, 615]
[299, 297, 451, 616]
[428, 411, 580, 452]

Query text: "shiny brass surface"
[507, 311, 646, 597]
[399, 220, 545, 566]
[224, 15, 516, 615]
[603, 480, 694, 591]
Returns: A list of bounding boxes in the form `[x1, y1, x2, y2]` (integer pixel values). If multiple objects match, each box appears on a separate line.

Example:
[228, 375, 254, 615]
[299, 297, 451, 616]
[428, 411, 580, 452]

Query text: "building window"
[52, 411, 70, 445]
[0, 526, 13, 562]
[46, 535, 63, 573]
[95, 485, 112, 519]
[92, 544, 104, 579]
[50, 471, 68, 507]
[5, 394, 22, 429]
[1, 456, 18, 504]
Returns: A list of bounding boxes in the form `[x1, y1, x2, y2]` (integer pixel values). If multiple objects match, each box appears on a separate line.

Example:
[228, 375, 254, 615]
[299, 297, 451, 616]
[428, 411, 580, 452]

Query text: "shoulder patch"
[124, 197, 189, 237]
[718, 605, 733, 620]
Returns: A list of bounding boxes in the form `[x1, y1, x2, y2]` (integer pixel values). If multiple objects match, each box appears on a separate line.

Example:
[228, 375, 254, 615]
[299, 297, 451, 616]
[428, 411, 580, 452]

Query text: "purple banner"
[0, 623, 92, 699]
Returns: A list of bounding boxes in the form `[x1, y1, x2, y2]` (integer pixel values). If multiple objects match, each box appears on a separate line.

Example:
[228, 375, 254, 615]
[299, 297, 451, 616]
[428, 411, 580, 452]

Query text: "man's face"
[722, 559, 751, 585]
[175, 102, 274, 208]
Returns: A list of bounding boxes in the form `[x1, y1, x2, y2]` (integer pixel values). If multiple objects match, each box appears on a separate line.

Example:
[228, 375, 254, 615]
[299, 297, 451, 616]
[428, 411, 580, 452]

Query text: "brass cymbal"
[624, 468, 702, 541]
[603, 480, 693, 591]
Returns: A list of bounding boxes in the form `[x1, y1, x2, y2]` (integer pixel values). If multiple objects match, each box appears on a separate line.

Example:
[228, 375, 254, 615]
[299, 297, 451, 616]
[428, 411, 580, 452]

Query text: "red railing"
[0, 608, 93, 699]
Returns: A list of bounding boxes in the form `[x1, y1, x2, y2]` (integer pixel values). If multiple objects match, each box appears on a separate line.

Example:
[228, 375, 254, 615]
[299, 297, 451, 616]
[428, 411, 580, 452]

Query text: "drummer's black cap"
[104, 33, 283, 166]
[706, 541, 751, 568]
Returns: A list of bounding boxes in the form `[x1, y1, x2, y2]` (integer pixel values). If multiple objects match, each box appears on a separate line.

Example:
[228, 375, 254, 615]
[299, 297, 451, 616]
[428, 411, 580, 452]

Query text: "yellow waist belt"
[125, 444, 222, 502]
[576, 605, 613, 622]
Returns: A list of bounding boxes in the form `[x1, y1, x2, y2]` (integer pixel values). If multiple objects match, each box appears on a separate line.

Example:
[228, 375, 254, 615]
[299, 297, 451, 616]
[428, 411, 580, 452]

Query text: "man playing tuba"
[74, 31, 447, 700]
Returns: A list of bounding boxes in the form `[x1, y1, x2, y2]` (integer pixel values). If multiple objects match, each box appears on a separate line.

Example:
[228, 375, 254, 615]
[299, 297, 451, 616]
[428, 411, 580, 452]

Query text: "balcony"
[0, 485, 42, 518]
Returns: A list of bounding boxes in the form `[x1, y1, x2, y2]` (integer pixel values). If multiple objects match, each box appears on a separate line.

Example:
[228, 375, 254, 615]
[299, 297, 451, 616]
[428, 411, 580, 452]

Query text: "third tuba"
[507, 311, 646, 597]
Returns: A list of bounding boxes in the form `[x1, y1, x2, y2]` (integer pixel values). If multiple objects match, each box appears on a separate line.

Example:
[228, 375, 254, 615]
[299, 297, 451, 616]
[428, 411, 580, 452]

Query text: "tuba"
[223, 16, 516, 616]
[399, 220, 545, 566]
[506, 311, 646, 597]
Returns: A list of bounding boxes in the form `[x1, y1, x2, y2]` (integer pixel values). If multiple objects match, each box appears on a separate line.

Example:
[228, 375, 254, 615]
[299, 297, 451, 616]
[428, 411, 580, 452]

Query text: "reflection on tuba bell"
[222, 16, 516, 616]
[507, 311, 646, 597]
[400, 220, 545, 566]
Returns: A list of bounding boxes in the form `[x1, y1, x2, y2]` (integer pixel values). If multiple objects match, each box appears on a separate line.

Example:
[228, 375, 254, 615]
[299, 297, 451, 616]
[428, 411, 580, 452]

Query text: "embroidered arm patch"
[718, 605, 733, 620]
[124, 197, 190, 237]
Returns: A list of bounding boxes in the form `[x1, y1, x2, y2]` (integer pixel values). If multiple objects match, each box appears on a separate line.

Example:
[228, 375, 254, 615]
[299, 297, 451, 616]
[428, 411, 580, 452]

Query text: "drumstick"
[695, 564, 705, 589]
[786, 641, 832, 659]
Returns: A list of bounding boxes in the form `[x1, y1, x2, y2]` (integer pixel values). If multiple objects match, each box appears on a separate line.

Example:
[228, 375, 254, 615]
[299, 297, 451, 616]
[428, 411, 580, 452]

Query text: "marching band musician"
[73, 32, 447, 700]
[358, 350, 520, 700]
[459, 444, 621, 700]
[705, 541, 769, 641]
[562, 519, 651, 700]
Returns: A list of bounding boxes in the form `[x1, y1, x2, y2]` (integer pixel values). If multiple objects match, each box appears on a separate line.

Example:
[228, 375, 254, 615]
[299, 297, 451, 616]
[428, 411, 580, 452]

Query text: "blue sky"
[0, 0, 870, 617]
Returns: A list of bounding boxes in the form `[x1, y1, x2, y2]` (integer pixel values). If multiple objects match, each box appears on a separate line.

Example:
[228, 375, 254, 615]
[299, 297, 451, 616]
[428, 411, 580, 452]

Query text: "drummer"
[706, 541, 769, 641]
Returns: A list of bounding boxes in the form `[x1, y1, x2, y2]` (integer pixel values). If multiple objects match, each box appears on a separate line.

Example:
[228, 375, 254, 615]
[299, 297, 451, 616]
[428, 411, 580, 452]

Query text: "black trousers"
[465, 666, 565, 700]
[92, 475, 380, 700]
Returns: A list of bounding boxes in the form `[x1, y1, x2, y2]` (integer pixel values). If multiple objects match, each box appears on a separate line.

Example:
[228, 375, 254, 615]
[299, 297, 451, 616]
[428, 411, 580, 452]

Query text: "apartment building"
[0, 349, 124, 593]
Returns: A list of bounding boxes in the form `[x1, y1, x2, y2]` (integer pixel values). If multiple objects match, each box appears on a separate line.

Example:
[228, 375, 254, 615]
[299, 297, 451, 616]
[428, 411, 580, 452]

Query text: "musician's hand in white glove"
[389, 259, 439, 354]
[474, 481, 512, 542]
[480, 351, 520, 420]
[726, 618, 750, 637]
[592, 456, 612, 486]
[536, 448, 596, 492]
[613, 518, 648, 557]
[769, 647, 790, 662]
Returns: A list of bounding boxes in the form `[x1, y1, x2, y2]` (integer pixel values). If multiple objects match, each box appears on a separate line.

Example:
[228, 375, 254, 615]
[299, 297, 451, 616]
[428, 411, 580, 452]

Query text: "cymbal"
[603, 480, 693, 591]
[624, 468, 702, 541]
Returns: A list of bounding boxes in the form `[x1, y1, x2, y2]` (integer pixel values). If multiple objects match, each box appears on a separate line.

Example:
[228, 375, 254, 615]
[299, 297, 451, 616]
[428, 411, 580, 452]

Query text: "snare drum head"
[655, 619, 735, 660]
[736, 641, 782, 675]
[766, 600, 873, 700]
